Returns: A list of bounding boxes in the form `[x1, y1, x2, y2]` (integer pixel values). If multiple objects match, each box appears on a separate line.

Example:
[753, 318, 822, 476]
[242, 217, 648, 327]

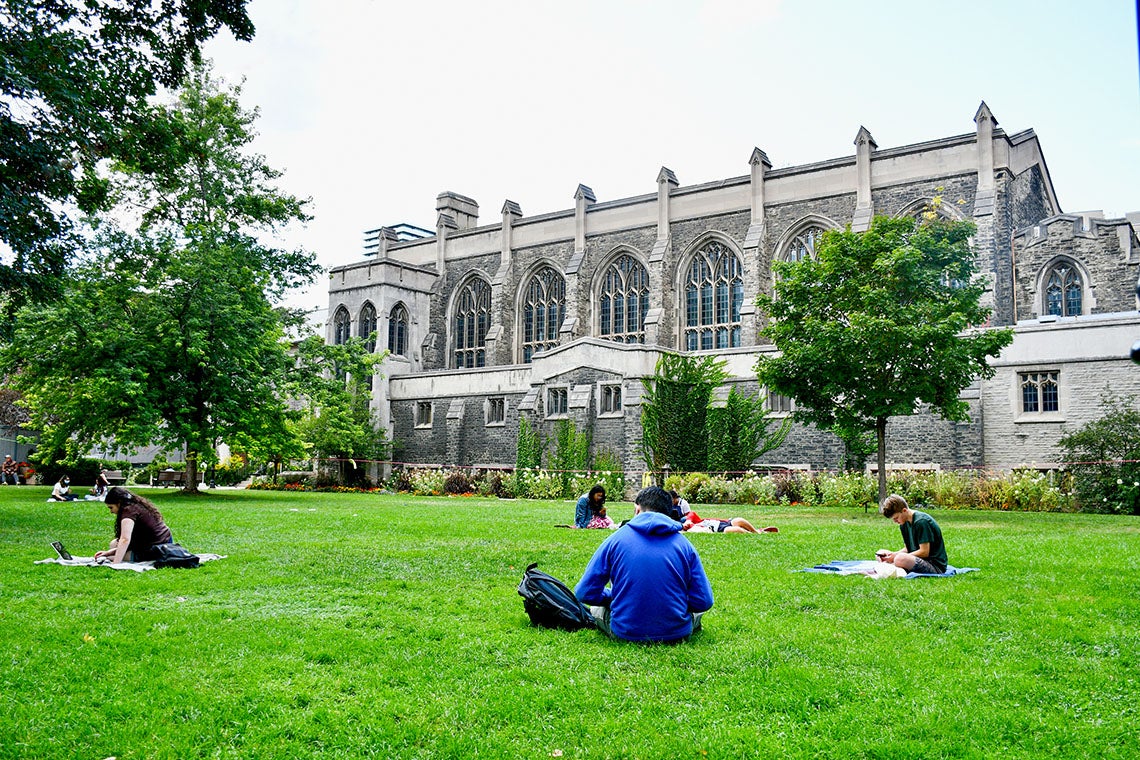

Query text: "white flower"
[1117, 478, 1124, 485]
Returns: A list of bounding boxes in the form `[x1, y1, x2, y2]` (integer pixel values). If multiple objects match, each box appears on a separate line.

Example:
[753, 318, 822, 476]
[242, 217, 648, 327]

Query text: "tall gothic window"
[332, 306, 351, 345]
[358, 302, 377, 352]
[683, 241, 743, 351]
[388, 303, 408, 357]
[784, 225, 826, 263]
[521, 266, 565, 363]
[599, 254, 649, 343]
[1044, 262, 1083, 317]
[454, 278, 490, 368]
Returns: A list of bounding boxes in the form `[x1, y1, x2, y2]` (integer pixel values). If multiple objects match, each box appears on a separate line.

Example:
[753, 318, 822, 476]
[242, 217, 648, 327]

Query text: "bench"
[104, 470, 126, 485]
[155, 470, 201, 487]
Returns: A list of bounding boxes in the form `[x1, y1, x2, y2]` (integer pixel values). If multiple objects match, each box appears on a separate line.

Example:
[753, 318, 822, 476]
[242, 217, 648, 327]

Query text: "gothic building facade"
[327, 103, 1140, 480]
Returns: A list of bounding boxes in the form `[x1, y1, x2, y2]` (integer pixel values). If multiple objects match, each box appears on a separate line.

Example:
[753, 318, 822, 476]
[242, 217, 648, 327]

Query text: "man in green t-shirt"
[876, 494, 948, 574]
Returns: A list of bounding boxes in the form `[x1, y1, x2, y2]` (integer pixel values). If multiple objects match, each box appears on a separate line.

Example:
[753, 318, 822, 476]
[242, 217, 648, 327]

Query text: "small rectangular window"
[415, 401, 433, 428]
[546, 387, 568, 417]
[1019, 371, 1059, 414]
[600, 384, 623, 415]
[486, 397, 505, 426]
[767, 390, 793, 414]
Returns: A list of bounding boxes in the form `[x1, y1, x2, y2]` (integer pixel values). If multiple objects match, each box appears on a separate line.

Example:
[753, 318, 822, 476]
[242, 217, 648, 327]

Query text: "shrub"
[443, 470, 473, 495]
[817, 471, 876, 509]
[387, 468, 413, 493]
[34, 456, 103, 486]
[1057, 391, 1140, 514]
[211, 456, 252, 487]
[408, 468, 447, 496]
[695, 476, 734, 504]
[734, 473, 779, 505]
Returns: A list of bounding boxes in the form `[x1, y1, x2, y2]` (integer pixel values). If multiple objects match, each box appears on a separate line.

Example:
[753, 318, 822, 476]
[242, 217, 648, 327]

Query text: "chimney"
[436, 192, 479, 230]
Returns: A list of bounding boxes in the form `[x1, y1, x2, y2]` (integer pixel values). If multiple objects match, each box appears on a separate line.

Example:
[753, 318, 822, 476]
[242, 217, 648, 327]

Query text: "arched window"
[388, 303, 409, 357]
[683, 240, 743, 351]
[332, 306, 351, 345]
[1044, 262, 1083, 317]
[599, 254, 649, 344]
[358, 302, 377, 353]
[520, 266, 565, 363]
[783, 226, 825, 263]
[453, 278, 490, 368]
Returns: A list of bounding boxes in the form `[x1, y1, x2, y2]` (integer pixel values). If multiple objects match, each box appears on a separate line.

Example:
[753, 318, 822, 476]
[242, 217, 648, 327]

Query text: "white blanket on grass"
[35, 554, 226, 573]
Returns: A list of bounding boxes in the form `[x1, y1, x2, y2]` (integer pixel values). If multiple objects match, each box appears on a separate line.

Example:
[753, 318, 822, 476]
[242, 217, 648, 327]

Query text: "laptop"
[50, 541, 73, 561]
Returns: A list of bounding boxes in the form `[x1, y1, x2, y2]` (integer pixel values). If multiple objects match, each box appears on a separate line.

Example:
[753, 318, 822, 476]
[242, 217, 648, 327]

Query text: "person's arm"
[685, 551, 714, 614]
[106, 518, 135, 563]
[573, 547, 613, 606]
[574, 497, 591, 529]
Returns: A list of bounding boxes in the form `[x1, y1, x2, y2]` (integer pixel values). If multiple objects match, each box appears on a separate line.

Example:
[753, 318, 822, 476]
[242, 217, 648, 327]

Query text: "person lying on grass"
[574, 486, 714, 643]
[681, 509, 762, 534]
[93, 487, 176, 564]
[875, 494, 948, 574]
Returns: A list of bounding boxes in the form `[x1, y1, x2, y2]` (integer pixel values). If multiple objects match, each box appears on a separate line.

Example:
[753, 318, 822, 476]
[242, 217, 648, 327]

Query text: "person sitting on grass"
[875, 494, 947, 574]
[93, 487, 175, 564]
[574, 485, 607, 529]
[49, 476, 79, 501]
[574, 486, 714, 643]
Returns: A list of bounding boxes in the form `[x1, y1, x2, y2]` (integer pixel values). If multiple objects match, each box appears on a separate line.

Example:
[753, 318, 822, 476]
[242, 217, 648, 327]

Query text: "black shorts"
[910, 556, 945, 575]
[715, 520, 732, 533]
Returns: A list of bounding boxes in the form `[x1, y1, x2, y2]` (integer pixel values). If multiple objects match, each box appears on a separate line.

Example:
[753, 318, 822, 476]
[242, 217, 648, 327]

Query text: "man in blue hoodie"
[574, 486, 714, 643]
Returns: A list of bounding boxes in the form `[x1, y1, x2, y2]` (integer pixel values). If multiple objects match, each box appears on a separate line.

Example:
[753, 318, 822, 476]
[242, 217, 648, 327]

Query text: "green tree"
[1056, 390, 1140, 514]
[755, 212, 1013, 502]
[640, 353, 729, 478]
[706, 386, 791, 474]
[290, 335, 389, 485]
[1, 66, 318, 492]
[0, 0, 254, 308]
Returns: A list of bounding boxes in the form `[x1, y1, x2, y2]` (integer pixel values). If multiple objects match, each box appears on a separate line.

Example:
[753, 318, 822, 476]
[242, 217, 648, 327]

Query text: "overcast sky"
[205, 0, 1140, 315]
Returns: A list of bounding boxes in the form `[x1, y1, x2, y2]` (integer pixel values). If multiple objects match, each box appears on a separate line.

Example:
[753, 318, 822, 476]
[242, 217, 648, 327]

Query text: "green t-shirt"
[900, 510, 947, 572]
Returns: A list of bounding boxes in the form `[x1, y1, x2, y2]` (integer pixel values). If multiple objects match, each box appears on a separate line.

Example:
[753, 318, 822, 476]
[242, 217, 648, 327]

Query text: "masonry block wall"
[330, 106, 1140, 479]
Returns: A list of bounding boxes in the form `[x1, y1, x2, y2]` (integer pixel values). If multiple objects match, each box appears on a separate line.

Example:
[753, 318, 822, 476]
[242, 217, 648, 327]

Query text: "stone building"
[327, 103, 1140, 480]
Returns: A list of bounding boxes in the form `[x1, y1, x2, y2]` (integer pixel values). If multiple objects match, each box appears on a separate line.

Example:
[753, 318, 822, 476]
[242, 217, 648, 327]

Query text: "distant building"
[327, 103, 1140, 479]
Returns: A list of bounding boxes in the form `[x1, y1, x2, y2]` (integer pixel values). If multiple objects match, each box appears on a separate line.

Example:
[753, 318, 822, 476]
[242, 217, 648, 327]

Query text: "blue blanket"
[800, 560, 979, 579]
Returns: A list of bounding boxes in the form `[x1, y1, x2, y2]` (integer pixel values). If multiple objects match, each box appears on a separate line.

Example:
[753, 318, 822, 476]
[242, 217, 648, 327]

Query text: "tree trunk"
[875, 416, 888, 507]
[184, 450, 200, 494]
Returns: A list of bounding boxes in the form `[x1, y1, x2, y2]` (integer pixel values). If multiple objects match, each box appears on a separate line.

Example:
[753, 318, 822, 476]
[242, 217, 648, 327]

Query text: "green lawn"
[1, 487, 1137, 759]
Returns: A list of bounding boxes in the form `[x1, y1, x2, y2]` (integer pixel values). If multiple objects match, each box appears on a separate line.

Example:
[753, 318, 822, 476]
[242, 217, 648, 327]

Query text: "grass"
[1, 487, 1137, 759]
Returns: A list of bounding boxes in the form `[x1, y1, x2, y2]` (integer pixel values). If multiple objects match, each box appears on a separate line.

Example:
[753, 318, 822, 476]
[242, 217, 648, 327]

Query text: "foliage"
[547, 418, 591, 496]
[210, 456, 253, 487]
[1057, 391, 1140, 514]
[443, 471, 474, 495]
[0, 0, 253, 309]
[289, 335, 389, 484]
[32, 456, 103, 487]
[408, 468, 447, 497]
[515, 416, 543, 471]
[0, 66, 319, 492]
[640, 353, 730, 477]
[591, 448, 628, 501]
[707, 386, 792, 473]
[756, 211, 1014, 502]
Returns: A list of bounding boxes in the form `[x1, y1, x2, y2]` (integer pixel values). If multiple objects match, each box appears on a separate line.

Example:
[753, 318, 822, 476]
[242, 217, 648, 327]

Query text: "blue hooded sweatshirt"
[574, 511, 714, 643]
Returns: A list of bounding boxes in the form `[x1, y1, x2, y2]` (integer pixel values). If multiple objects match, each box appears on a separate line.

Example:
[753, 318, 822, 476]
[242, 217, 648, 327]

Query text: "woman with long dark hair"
[574, 485, 607, 529]
[94, 487, 175, 563]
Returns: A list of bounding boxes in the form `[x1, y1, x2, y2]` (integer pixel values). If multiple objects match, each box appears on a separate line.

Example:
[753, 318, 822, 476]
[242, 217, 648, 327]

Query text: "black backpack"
[517, 562, 596, 630]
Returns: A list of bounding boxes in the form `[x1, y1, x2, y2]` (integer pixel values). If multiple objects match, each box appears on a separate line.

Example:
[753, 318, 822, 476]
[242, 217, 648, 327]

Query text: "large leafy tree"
[0, 0, 254, 308]
[289, 335, 389, 485]
[755, 212, 1014, 502]
[1, 66, 318, 492]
